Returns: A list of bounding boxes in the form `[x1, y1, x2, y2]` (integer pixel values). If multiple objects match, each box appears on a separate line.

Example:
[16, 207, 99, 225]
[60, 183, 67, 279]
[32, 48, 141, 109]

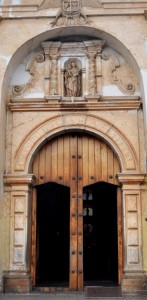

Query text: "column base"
[122, 272, 147, 294]
[3, 271, 31, 293]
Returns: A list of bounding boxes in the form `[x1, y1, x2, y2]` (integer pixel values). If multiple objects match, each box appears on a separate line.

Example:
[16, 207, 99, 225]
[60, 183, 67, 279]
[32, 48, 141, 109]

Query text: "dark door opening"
[36, 182, 70, 287]
[83, 182, 118, 285]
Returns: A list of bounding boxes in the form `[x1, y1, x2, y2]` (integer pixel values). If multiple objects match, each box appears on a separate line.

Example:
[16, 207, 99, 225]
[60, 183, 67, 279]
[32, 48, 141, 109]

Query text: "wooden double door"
[31, 133, 122, 290]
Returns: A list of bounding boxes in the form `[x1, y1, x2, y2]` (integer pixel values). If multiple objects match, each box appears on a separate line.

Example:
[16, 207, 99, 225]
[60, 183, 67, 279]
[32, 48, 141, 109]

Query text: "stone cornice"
[117, 173, 145, 184]
[8, 96, 141, 112]
[0, 2, 147, 19]
[3, 174, 35, 186]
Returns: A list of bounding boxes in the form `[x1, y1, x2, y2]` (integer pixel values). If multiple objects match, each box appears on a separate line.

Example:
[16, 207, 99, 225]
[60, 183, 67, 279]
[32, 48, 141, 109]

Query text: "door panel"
[31, 133, 121, 290]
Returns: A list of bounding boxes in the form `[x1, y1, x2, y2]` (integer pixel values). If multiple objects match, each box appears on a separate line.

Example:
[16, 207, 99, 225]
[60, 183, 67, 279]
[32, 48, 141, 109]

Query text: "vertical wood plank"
[30, 188, 37, 286]
[82, 136, 89, 187]
[114, 154, 120, 185]
[101, 141, 108, 182]
[51, 138, 58, 182]
[70, 135, 78, 291]
[107, 146, 114, 184]
[38, 146, 46, 185]
[77, 135, 83, 291]
[57, 136, 64, 185]
[64, 135, 70, 186]
[94, 138, 101, 183]
[88, 137, 95, 185]
[32, 152, 39, 185]
[45, 142, 52, 182]
[117, 187, 123, 285]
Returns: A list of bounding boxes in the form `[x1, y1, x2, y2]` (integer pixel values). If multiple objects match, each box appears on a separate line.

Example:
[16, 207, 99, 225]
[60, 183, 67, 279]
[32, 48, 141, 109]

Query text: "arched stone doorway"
[30, 132, 122, 291]
[2, 25, 146, 294]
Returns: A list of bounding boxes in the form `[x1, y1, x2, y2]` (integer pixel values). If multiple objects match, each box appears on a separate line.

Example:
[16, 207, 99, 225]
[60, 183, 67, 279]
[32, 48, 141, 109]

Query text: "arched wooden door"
[31, 133, 122, 291]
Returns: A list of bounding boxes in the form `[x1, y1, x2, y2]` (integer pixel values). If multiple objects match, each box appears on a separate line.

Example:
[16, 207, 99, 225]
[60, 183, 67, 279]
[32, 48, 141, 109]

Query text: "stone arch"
[13, 113, 138, 173]
[1, 26, 144, 105]
[1, 26, 144, 169]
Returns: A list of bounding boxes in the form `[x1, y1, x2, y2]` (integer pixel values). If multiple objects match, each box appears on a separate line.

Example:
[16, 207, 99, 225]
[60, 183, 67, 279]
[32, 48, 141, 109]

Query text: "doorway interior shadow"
[36, 182, 70, 287]
[83, 182, 118, 286]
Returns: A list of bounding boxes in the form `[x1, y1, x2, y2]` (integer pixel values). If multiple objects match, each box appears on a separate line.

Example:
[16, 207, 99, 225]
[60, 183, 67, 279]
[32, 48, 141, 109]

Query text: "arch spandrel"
[13, 113, 138, 173]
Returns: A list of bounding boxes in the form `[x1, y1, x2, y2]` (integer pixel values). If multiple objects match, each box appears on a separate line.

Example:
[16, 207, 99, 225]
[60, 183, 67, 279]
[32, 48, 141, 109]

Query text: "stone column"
[82, 67, 86, 97]
[87, 51, 97, 94]
[84, 40, 105, 96]
[96, 53, 102, 95]
[49, 42, 61, 95]
[3, 174, 35, 293]
[118, 173, 146, 294]
[41, 42, 52, 96]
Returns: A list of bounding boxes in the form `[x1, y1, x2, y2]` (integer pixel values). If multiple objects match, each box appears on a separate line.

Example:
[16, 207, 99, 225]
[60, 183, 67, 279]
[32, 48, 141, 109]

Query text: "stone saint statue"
[64, 61, 81, 97]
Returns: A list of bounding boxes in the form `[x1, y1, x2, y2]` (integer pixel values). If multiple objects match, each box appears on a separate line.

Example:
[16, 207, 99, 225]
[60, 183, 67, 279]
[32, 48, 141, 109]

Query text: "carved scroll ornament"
[12, 52, 45, 96]
[101, 50, 135, 95]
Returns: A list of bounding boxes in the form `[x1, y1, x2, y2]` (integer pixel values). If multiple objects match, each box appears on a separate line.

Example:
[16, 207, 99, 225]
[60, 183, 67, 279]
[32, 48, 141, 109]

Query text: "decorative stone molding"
[118, 173, 145, 186]
[11, 52, 45, 97]
[9, 40, 139, 100]
[101, 49, 135, 95]
[8, 95, 141, 111]
[12, 113, 138, 173]
[41, 40, 106, 98]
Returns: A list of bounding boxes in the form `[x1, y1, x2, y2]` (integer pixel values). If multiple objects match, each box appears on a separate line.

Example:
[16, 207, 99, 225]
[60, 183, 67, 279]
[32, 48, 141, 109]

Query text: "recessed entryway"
[31, 132, 122, 291]
[83, 182, 118, 284]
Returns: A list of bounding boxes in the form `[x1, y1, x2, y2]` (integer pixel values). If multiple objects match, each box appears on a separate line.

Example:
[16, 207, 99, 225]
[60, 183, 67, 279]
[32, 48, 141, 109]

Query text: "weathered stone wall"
[0, 0, 147, 293]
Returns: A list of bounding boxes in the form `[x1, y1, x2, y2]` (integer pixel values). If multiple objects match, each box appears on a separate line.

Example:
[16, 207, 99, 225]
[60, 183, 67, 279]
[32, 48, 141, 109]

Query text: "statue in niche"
[64, 60, 81, 97]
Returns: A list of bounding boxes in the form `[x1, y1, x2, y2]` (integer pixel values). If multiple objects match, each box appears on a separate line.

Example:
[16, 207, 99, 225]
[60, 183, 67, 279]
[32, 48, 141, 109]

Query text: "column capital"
[41, 41, 53, 55]
[3, 174, 35, 186]
[42, 41, 61, 55]
[117, 173, 145, 185]
[84, 39, 105, 54]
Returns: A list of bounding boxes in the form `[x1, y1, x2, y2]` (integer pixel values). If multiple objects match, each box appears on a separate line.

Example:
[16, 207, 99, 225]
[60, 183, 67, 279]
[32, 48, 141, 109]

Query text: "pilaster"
[3, 174, 35, 293]
[118, 173, 146, 294]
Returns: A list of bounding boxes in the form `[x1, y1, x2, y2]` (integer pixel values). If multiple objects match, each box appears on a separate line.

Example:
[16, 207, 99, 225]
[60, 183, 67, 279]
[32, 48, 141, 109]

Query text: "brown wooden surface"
[31, 133, 121, 290]
[117, 187, 123, 285]
[30, 188, 37, 286]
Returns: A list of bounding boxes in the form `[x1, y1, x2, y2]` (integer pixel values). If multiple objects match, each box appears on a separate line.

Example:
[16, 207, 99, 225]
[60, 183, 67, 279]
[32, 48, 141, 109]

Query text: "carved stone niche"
[64, 58, 82, 98]
[42, 39, 105, 102]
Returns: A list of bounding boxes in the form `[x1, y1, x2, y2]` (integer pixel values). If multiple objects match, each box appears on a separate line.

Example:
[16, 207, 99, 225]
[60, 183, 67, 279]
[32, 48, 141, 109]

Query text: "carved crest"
[63, 0, 81, 14]
[39, 0, 102, 26]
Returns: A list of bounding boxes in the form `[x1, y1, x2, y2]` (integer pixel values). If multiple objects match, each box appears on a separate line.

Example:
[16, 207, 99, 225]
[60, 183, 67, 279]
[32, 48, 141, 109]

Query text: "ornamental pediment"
[8, 39, 140, 110]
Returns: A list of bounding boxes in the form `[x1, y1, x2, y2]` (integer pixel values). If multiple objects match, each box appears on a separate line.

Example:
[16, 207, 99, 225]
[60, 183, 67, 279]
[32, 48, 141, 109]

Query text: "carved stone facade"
[0, 0, 147, 295]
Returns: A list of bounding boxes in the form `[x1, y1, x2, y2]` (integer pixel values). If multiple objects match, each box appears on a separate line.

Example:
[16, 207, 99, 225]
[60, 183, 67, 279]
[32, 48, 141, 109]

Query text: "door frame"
[30, 134, 123, 290]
